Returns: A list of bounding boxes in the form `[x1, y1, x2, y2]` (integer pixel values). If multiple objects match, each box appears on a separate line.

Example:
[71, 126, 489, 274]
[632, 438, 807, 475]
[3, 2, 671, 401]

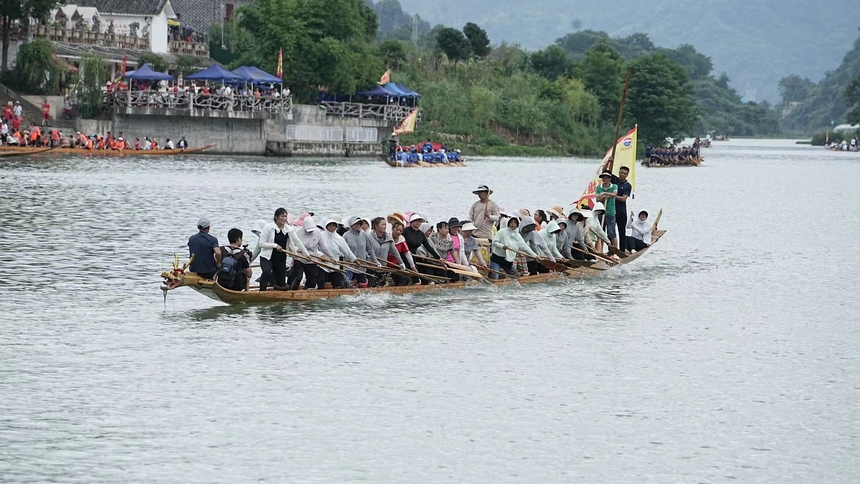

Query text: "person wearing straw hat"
[403, 213, 442, 283]
[586, 202, 612, 255]
[555, 218, 572, 259]
[595, 170, 619, 250]
[460, 221, 487, 268]
[548, 206, 565, 221]
[469, 185, 500, 240]
[567, 209, 593, 260]
[319, 218, 356, 289]
[343, 215, 379, 288]
[447, 217, 467, 267]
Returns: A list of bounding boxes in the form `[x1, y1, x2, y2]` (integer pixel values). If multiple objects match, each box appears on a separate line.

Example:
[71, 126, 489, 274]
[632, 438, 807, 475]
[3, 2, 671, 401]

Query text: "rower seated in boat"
[216, 228, 252, 291]
[626, 210, 651, 252]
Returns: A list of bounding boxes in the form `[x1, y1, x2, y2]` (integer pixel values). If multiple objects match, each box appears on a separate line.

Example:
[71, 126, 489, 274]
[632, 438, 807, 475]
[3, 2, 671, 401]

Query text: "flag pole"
[608, 67, 632, 173]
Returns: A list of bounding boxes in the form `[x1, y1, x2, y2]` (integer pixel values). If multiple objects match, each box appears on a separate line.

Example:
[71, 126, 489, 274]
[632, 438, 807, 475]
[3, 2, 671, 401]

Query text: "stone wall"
[73, 104, 397, 157]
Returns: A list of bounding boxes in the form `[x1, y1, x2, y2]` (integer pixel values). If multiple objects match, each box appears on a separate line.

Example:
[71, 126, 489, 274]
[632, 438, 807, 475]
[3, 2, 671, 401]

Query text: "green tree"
[778, 74, 815, 103]
[79, 52, 110, 119]
[175, 55, 206, 77]
[844, 75, 860, 124]
[626, 53, 698, 145]
[463, 22, 490, 58]
[662, 44, 713, 81]
[138, 52, 169, 73]
[12, 38, 59, 93]
[555, 29, 609, 60]
[435, 27, 471, 63]
[1, 0, 58, 70]
[529, 45, 572, 81]
[233, 0, 382, 102]
[579, 39, 624, 121]
[378, 39, 407, 69]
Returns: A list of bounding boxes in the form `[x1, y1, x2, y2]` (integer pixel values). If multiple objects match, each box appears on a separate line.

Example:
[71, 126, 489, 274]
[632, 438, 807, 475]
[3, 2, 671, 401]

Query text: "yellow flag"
[379, 69, 391, 85]
[575, 126, 637, 208]
[394, 108, 419, 135]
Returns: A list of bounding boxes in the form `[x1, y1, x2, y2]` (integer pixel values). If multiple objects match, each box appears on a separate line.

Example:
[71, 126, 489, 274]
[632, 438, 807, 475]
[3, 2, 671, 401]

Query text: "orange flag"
[394, 108, 419, 135]
[276, 48, 283, 79]
[378, 69, 390, 85]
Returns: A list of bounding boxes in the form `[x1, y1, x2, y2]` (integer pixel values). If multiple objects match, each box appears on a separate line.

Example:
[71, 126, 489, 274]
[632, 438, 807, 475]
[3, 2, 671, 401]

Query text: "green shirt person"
[595, 176, 618, 216]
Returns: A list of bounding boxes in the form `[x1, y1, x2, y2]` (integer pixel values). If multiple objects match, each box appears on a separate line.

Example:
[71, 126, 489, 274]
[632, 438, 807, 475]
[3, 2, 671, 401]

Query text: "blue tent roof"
[394, 82, 421, 98]
[382, 82, 409, 96]
[356, 84, 400, 97]
[186, 64, 244, 82]
[124, 63, 173, 81]
[232, 66, 282, 84]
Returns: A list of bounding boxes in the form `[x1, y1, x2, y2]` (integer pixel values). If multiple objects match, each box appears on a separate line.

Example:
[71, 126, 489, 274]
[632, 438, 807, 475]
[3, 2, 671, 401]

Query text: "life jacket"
[151, 141, 159, 150]
[423, 153, 434, 162]
[50, 130, 60, 142]
[29, 130, 38, 142]
[217, 247, 246, 290]
[96, 137, 105, 150]
[434, 152, 445, 162]
[409, 153, 419, 163]
[85, 138, 93, 149]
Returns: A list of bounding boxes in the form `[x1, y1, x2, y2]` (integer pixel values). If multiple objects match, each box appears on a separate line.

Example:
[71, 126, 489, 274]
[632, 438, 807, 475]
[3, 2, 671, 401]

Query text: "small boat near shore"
[0, 146, 57, 157]
[380, 154, 466, 167]
[0, 144, 215, 156]
[161, 230, 665, 305]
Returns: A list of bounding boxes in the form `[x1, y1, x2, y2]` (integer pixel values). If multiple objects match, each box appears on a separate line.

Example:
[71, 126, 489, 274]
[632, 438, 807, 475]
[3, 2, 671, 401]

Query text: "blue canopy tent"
[382, 82, 409, 97]
[232, 66, 282, 84]
[185, 64, 244, 82]
[394, 82, 421, 98]
[355, 84, 400, 97]
[124, 63, 174, 81]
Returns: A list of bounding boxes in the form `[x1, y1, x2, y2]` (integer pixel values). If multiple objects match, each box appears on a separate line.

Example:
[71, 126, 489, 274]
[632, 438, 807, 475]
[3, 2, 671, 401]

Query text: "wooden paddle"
[412, 254, 490, 281]
[570, 246, 617, 266]
[375, 257, 449, 283]
[414, 261, 484, 280]
[284, 250, 347, 275]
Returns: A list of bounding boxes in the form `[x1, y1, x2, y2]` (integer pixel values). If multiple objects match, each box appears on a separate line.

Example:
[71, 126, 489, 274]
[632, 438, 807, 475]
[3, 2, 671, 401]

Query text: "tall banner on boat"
[394, 108, 419, 135]
[573, 126, 637, 208]
[378, 69, 391, 85]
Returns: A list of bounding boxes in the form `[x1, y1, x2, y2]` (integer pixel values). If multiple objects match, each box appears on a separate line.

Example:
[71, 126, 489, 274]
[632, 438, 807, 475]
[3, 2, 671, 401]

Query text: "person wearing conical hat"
[469, 185, 499, 240]
[586, 202, 612, 255]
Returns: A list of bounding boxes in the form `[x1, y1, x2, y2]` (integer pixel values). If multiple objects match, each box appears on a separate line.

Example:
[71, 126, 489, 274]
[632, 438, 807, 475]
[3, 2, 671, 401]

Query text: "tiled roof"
[52, 41, 218, 66]
[74, 0, 169, 16]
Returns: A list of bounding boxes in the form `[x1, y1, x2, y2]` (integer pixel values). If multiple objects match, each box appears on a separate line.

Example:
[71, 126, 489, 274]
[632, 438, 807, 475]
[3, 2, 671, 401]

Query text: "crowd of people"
[0, 124, 190, 151]
[643, 143, 701, 166]
[826, 138, 858, 151]
[187, 167, 654, 293]
[387, 138, 463, 164]
[110, 81, 291, 112]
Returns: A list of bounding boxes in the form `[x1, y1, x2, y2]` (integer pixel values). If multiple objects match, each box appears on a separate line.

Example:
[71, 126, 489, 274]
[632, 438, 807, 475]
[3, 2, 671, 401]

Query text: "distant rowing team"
[2, 127, 191, 151]
[185, 183, 656, 293]
[387, 139, 463, 164]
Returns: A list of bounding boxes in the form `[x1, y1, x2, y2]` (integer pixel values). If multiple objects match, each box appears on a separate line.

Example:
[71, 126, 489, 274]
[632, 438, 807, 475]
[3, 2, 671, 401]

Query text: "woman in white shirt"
[627, 210, 652, 252]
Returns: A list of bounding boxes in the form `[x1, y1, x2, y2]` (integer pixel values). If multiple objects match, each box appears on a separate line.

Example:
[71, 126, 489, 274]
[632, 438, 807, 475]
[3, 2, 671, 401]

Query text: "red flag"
[120, 54, 127, 76]
[276, 48, 283, 79]
[113, 54, 127, 84]
[378, 69, 390, 85]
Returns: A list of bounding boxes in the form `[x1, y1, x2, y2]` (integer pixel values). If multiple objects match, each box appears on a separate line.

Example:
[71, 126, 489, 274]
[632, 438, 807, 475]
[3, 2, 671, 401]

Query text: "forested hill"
[397, 0, 859, 103]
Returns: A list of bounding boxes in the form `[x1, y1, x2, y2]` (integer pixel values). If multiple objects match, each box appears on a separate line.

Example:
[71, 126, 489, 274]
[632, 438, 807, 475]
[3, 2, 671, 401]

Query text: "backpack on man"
[217, 247, 247, 290]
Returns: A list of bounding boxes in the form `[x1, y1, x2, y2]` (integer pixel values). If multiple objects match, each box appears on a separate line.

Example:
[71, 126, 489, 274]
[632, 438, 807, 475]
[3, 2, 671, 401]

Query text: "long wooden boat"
[0, 146, 57, 157]
[0, 144, 215, 156]
[162, 230, 665, 305]
[381, 154, 466, 167]
[642, 157, 702, 168]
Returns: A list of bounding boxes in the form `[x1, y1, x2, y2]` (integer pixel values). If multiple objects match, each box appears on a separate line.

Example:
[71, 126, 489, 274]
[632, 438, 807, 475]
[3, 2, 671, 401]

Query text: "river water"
[1, 139, 857, 482]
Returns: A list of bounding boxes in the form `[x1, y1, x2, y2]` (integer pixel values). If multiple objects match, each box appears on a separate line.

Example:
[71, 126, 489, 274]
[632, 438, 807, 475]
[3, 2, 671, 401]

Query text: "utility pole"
[412, 14, 418, 46]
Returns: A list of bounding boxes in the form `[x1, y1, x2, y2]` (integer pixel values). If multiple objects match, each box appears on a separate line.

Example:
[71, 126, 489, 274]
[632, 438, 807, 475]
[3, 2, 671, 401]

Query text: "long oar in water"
[284, 250, 347, 275]
[570, 246, 617, 266]
[411, 254, 490, 282]
[374, 257, 450, 284]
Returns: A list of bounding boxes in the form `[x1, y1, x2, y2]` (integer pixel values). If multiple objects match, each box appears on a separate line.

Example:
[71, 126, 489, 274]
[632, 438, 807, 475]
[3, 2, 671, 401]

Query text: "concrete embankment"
[76, 104, 394, 157]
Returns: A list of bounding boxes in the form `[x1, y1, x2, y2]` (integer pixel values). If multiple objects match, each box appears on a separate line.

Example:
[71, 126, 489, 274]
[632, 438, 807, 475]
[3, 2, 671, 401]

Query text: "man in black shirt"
[188, 217, 219, 279]
[612, 166, 632, 251]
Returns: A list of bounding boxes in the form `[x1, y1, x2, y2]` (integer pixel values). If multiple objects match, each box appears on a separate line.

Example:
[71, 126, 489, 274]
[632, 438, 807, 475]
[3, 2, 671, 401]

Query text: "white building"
[52, 0, 178, 54]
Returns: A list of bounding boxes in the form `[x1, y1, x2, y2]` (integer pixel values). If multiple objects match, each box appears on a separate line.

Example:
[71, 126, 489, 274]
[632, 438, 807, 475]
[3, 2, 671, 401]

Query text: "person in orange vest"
[50, 129, 60, 147]
[96, 135, 105, 150]
[13, 130, 22, 145]
[151, 137, 159, 150]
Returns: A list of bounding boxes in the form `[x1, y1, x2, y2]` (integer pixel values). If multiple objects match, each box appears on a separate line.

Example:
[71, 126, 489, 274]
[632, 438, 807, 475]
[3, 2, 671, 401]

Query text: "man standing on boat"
[469, 185, 500, 241]
[612, 166, 632, 251]
[188, 218, 220, 280]
[595, 171, 619, 250]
